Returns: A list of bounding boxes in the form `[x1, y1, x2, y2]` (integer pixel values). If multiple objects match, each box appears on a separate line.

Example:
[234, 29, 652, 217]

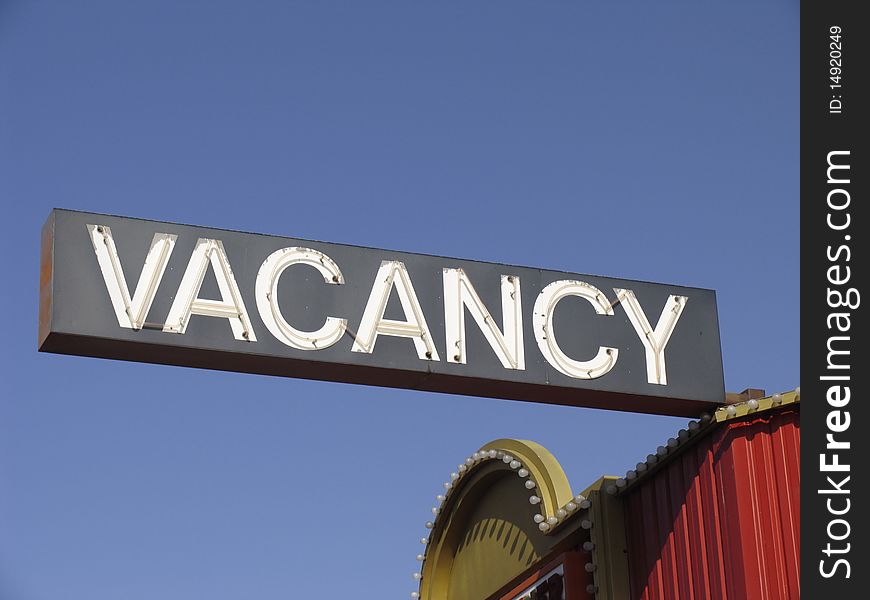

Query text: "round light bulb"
[425, 521, 433, 529]
[538, 522, 550, 532]
[529, 495, 541, 505]
[556, 508, 567, 518]
[509, 460, 521, 469]
[547, 516, 558, 526]
[565, 502, 577, 512]
[413, 572, 421, 581]
[747, 399, 759, 410]
[533, 514, 545, 523]
[525, 480, 536, 489]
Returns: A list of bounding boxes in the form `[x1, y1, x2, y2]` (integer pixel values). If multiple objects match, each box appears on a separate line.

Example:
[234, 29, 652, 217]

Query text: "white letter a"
[164, 238, 257, 342]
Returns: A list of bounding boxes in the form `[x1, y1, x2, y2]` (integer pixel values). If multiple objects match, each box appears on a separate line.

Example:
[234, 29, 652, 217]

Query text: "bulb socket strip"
[717, 387, 800, 422]
[610, 387, 801, 497]
[410, 447, 592, 599]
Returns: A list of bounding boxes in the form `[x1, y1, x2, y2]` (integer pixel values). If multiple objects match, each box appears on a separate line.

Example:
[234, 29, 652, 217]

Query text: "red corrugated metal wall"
[623, 407, 800, 600]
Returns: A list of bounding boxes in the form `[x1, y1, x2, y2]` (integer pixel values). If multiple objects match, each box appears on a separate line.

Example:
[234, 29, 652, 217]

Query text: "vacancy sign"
[38, 209, 725, 416]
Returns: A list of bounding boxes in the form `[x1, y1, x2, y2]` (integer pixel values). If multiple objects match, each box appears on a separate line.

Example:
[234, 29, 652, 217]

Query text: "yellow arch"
[479, 439, 575, 519]
[419, 439, 576, 600]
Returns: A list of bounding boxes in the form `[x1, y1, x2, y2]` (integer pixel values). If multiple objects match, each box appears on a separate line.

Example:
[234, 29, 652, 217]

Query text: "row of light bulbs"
[606, 388, 800, 496]
[409, 447, 594, 599]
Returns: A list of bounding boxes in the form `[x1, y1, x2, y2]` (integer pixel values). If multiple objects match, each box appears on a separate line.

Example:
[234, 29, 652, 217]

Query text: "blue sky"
[1, 2, 798, 598]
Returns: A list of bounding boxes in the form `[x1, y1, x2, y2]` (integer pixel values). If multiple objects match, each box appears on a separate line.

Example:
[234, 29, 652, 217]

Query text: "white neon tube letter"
[256, 247, 347, 350]
[352, 261, 439, 360]
[87, 224, 177, 330]
[614, 288, 687, 385]
[163, 238, 256, 342]
[442, 268, 524, 369]
[533, 280, 618, 379]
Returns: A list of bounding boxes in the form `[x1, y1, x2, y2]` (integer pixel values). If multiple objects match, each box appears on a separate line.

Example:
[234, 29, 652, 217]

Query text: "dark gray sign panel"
[39, 209, 725, 416]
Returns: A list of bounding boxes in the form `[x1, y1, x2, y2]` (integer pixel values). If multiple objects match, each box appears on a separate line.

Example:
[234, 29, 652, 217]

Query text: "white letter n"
[442, 268, 524, 369]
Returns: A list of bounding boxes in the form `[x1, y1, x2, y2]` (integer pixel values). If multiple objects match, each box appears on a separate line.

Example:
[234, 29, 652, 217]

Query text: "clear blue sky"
[1, 2, 798, 598]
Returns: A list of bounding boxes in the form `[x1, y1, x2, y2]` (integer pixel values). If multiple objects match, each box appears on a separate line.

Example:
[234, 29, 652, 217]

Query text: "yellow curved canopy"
[419, 439, 576, 600]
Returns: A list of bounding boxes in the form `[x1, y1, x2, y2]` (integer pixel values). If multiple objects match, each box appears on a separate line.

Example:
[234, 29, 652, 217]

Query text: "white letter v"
[87, 224, 177, 330]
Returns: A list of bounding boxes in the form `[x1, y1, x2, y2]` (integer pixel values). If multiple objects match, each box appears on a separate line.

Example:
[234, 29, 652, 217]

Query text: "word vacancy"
[39, 210, 725, 416]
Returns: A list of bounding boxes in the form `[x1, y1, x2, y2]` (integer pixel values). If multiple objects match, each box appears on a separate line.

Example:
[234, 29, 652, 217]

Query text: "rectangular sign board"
[39, 209, 725, 416]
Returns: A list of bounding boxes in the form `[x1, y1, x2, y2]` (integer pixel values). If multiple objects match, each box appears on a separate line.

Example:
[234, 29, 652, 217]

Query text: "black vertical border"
[802, 0, 868, 594]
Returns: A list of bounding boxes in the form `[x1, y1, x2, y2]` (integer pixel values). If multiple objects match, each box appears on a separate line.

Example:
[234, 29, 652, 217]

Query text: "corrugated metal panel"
[622, 406, 800, 599]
